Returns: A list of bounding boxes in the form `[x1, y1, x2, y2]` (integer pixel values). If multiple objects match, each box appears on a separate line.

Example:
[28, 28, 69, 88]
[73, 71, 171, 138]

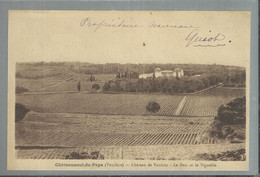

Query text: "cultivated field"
[16, 112, 215, 147]
[16, 93, 184, 116]
[15, 68, 246, 160]
[15, 112, 245, 160]
[180, 96, 236, 116]
[16, 144, 245, 160]
[15, 111, 245, 160]
[16, 88, 244, 117]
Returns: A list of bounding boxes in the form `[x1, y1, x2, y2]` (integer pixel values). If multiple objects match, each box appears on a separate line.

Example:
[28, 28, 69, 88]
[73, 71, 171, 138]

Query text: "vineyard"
[16, 92, 243, 117]
[180, 96, 237, 116]
[15, 73, 246, 160]
[16, 93, 184, 116]
[16, 112, 216, 147]
[15, 112, 237, 160]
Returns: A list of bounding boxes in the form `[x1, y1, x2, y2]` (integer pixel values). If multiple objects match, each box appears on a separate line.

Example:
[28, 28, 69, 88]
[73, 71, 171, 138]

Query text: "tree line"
[103, 74, 225, 94]
[100, 63, 245, 93]
[16, 62, 246, 87]
[58, 62, 245, 77]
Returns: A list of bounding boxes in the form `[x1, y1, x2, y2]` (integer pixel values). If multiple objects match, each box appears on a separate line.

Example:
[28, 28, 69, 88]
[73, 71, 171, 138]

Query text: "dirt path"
[175, 96, 187, 115]
[32, 74, 73, 92]
[16, 91, 81, 95]
[17, 73, 86, 95]
[192, 82, 225, 94]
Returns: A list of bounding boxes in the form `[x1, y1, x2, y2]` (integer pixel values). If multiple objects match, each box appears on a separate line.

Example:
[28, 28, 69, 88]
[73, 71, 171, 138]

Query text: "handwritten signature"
[185, 29, 226, 47]
[80, 17, 227, 48]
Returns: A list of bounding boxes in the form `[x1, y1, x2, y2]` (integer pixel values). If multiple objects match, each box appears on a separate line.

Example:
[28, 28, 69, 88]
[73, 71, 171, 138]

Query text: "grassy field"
[16, 65, 65, 79]
[198, 87, 245, 97]
[16, 73, 115, 92]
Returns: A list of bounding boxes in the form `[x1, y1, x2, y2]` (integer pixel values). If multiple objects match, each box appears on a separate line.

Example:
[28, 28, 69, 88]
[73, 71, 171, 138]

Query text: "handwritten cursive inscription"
[185, 29, 226, 47]
[148, 21, 199, 29]
[80, 17, 199, 32]
[80, 17, 143, 32]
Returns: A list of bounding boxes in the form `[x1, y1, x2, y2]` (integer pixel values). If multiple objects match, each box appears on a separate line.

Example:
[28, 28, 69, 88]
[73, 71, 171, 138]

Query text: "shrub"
[15, 72, 23, 78]
[221, 127, 235, 137]
[92, 83, 101, 91]
[146, 101, 160, 113]
[227, 132, 245, 143]
[150, 156, 165, 160]
[195, 149, 246, 161]
[65, 151, 104, 159]
[15, 103, 30, 122]
[16, 86, 29, 94]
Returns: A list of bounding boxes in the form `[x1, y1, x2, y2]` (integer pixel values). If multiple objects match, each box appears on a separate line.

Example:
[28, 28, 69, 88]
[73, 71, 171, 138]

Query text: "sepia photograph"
[8, 10, 250, 170]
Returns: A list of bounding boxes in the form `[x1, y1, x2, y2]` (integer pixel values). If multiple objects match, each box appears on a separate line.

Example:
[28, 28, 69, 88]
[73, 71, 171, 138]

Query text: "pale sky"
[9, 11, 250, 67]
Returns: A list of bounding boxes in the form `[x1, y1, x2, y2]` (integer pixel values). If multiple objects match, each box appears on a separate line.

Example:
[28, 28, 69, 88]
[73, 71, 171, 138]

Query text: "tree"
[103, 82, 110, 91]
[210, 96, 246, 140]
[92, 83, 100, 91]
[77, 81, 81, 92]
[89, 74, 95, 82]
[146, 101, 160, 113]
[16, 86, 29, 94]
[15, 103, 30, 122]
[215, 97, 246, 125]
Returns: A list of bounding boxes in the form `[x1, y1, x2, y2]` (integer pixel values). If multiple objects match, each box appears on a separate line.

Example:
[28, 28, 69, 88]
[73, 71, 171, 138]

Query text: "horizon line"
[16, 61, 245, 68]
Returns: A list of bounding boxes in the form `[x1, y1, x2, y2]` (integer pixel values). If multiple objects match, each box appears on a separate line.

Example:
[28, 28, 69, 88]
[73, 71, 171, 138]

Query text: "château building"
[139, 68, 184, 79]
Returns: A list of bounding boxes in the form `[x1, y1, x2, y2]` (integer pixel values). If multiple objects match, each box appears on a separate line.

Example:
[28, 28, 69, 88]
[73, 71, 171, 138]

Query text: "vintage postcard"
[8, 10, 250, 171]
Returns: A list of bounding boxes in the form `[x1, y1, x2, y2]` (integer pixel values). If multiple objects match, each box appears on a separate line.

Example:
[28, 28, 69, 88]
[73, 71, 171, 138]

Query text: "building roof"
[139, 73, 153, 76]
[174, 68, 182, 71]
[154, 68, 161, 72]
[161, 70, 174, 73]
